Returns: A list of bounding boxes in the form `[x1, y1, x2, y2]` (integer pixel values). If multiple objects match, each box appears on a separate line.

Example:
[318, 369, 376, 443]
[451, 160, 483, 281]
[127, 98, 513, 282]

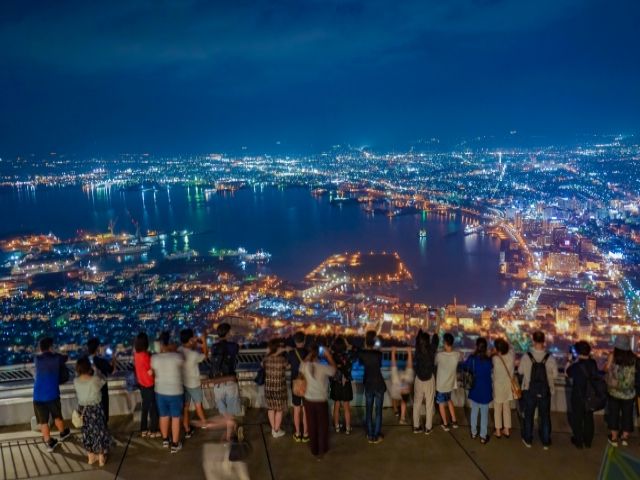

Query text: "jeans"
[365, 390, 384, 439]
[470, 401, 489, 438]
[304, 400, 329, 456]
[213, 381, 240, 416]
[521, 390, 551, 446]
[413, 377, 435, 430]
[570, 394, 594, 446]
[140, 386, 159, 432]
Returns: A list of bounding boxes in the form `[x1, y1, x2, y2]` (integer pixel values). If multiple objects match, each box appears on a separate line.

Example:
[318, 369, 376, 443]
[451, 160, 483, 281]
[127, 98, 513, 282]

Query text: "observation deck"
[0, 350, 633, 479]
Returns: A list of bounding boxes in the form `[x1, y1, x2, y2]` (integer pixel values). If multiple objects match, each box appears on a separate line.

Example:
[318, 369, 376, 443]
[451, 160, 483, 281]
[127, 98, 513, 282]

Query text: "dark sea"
[0, 185, 516, 306]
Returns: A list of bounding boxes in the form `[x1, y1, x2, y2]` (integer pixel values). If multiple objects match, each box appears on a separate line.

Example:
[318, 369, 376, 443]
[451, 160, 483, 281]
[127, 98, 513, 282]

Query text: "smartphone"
[105, 347, 113, 357]
[319, 346, 325, 356]
[569, 345, 577, 360]
[374, 338, 381, 349]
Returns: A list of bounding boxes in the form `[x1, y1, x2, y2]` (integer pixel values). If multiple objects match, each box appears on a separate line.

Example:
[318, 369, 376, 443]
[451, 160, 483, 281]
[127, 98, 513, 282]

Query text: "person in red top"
[134, 332, 160, 437]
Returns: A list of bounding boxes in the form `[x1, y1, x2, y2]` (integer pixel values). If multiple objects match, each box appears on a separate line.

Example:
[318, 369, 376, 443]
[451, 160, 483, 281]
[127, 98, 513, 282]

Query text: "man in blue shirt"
[33, 337, 71, 452]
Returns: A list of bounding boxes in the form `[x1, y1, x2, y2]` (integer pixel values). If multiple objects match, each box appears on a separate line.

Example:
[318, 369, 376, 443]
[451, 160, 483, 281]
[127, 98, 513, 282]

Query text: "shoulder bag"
[292, 350, 307, 397]
[498, 354, 521, 400]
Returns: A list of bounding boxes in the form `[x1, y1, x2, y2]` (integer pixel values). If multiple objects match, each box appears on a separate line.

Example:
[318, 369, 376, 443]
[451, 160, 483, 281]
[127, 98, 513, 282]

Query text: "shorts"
[33, 399, 62, 424]
[184, 386, 203, 405]
[291, 390, 304, 407]
[156, 393, 184, 418]
[213, 381, 240, 416]
[435, 391, 452, 404]
[401, 393, 411, 403]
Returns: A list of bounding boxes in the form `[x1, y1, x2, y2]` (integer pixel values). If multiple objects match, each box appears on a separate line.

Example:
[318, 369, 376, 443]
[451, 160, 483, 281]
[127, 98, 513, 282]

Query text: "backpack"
[209, 341, 234, 380]
[581, 363, 607, 412]
[528, 352, 550, 398]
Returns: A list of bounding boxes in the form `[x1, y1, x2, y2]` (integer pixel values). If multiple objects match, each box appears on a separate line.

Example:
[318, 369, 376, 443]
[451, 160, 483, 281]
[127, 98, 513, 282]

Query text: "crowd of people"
[30, 324, 640, 467]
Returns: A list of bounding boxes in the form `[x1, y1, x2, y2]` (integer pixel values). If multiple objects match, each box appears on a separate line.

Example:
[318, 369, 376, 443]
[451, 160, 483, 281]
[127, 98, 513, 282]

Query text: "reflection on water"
[0, 185, 513, 306]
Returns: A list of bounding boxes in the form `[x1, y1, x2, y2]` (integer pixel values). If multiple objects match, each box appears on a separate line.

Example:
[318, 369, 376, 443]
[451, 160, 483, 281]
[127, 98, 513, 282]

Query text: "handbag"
[255, 366, 266, 386]
[462, 357, 475, 390]
[498, 354, 521, 400]
[292, 350, 307, 397]
[72, 408, 84, 428]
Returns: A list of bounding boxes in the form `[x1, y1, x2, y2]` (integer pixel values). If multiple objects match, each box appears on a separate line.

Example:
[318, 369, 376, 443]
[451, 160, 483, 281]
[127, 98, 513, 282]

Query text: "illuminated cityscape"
[1, 142, 639, 366]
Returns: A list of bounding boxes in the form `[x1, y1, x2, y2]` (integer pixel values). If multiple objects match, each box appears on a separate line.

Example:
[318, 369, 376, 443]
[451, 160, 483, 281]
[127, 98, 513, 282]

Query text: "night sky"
[1, 0, 639, 155]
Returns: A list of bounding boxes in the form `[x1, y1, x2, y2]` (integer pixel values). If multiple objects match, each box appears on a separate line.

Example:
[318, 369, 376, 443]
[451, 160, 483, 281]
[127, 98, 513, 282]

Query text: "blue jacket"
[463, 354, 493, 404]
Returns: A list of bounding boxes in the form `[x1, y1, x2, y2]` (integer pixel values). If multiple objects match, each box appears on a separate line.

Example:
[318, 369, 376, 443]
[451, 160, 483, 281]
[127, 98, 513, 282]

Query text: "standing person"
[74, 357, 111, 467]
[518, 331, 558, 449]
[209, 322, 241, 435]
[605, 335, 637, 447]
[463, 337, 493, 443]
[329, 336, 354, 434]
[263, 338, 288, 438]
[390, 347, 414, 425]
[357, 331, 387, 443]
[87, 338, 114, 426]
[33, 337, 71, 452]
[179, 328, 208, 439]
[413, 330, 439, 434]
[134, 332, 160, 437]
[286, 331, 309, 442]
[151, 332, 185, 453]
[566, 341, 598, 449]
[492, 338, 515, 438]
[435, 333, 461, 431]
[301, 344, 337, 459]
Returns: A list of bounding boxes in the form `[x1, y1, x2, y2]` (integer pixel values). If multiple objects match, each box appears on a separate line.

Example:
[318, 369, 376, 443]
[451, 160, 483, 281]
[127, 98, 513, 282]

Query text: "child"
[390, 347, 414, 425]
[435, 333, 461, 431]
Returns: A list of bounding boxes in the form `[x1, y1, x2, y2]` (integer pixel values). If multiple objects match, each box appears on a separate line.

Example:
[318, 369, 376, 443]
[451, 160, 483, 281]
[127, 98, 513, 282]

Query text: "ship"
[418, 229, 427, 238]
[464, 225, 483, 236]
[243, 249, 272, 263]
[106, 244, 150, 255]
[165, 249, 198, 260]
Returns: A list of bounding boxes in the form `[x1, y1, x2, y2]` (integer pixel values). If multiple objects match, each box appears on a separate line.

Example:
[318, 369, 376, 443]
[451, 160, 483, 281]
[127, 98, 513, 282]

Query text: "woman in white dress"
[492, 338, 515, 438]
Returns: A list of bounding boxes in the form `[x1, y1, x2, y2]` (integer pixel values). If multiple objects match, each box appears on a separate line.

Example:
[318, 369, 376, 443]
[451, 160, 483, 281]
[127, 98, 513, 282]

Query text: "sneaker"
[543, 445, 550, 451]
[293, 433, 302, 443]
[373, 435, 384, 444]
[480, 437, 488, 445]
[522, 439, 532, 448]
[334, 424, 341, 433]
[272, 429, 285, 439]
[441, 424, 450, 432]
[150, 432, 162, 438]
[399, 419, 408, 425]
[162, 438, 170, 448]
[345, 427, 352, 435]
[424, 428, 433, 436]
[471, 433, 478, 440]
[368, 437, 375, 444]
[59, 429, 72, 442]
[608, 435, 619, 447]
[451, 421, 459, 429]
[301, 435, 310, 443]
[140, 431, 150, 438]
[170, 442, 182, 454]
[621, 438, 629, 447]
[413, 427, 423, 434]
[45, 438, 58, 453]
[184, 429, 194, 439]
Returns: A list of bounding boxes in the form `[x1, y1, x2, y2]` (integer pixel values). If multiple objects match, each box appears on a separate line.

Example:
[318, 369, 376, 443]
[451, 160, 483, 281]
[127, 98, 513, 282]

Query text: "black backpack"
[209, 341, 234, 379]
[581, 363, 607, 412]
[528, 352, 550, 398]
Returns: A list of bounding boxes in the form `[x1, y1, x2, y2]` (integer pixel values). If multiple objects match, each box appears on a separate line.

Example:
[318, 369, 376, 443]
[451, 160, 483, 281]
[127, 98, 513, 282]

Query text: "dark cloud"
[0, 0, 638, 154]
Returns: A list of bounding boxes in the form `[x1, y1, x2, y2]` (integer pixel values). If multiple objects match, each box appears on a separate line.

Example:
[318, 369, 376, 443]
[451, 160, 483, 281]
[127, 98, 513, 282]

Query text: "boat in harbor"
[106, 244, 150, 255]
[464, 225, 483, 236]
[418, 228, 427, 238]
[165, 249, 198, 260]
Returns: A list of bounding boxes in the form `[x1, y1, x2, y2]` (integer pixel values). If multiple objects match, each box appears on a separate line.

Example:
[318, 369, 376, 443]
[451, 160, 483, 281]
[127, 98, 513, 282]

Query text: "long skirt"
[81, 404, 111, 454]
